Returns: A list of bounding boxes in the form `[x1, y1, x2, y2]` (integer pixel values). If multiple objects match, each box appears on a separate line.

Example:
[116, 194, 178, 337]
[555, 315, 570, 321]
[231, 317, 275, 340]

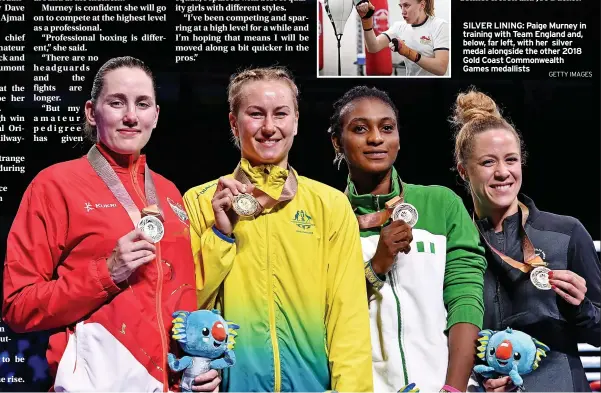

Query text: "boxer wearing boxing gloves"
[357, 0, 449, 76]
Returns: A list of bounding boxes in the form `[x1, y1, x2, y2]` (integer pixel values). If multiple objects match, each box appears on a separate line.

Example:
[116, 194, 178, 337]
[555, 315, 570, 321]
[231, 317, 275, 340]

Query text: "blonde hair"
[451, 88, 526, 167]
[423, 0, 435, 16]
[227, 66, 299, 115]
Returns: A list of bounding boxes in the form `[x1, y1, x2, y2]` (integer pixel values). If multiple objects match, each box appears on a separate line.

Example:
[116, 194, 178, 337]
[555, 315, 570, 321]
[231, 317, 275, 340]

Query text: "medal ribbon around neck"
[346, 175, 407, 229]
[232, 162, 298, 216]
[354, 194, 404, 229]
[474, 201, 546, 273]
[87, 145, 164, 230]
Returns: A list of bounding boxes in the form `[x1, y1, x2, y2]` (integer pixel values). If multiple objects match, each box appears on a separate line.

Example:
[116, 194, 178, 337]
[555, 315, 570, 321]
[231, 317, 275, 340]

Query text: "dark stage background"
[2, 77, 598, 237]
[0, 0, 599, 391]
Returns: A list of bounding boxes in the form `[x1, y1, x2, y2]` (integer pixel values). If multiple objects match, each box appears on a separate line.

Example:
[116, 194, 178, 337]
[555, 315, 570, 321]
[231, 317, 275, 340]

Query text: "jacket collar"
[347, 167, 401, 214]
[95, 142, 146, 175]
[519, 193, 539, 222]
[237, 157, 291, 201]
[475, 193, 539, 232]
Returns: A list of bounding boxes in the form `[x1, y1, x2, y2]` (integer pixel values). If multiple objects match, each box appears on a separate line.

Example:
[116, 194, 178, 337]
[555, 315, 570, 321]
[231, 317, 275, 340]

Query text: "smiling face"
[334, 97, 399, 175]
[85, 67, 159, 155]
[399, 0, 425, 24]
[459, 128, 522, 216]
[229, 80, 298, 168]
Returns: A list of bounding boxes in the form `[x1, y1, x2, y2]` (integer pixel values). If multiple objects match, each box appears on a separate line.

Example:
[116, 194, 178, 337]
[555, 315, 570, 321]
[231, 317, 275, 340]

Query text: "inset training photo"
[318, 0, 450, 77]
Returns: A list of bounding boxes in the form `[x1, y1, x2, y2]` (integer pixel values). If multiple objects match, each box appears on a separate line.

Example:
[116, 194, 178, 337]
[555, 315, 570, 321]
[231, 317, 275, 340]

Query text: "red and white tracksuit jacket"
[2, 143, 197, 392]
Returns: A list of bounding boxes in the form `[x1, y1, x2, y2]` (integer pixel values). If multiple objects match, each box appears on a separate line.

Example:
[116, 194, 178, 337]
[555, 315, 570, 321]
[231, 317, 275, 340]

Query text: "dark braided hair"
[328, 86, 399, 139]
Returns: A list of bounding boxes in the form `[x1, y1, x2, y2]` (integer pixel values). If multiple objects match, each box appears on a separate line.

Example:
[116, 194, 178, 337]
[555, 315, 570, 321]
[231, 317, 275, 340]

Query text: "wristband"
[391, 38, 421, 63]
[361, 18, 373, 31]
[404, 47, 420, 63]
[401, 46, 420, 63]
[363, 27, 373, 31]
[440, 385, 461, 392]
[364, 260, 385, 290]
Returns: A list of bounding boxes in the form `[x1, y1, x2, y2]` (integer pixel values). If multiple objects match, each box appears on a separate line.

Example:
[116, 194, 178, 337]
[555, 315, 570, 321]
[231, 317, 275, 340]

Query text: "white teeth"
[492, 185, 511, 190]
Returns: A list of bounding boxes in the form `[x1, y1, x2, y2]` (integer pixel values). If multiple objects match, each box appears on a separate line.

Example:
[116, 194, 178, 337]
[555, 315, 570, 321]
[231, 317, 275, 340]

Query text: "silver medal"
[233, 193, 260, 217]
[391, 203, 418, 227]
[137, 215, 165, 243]
[530, 266, 551, 290]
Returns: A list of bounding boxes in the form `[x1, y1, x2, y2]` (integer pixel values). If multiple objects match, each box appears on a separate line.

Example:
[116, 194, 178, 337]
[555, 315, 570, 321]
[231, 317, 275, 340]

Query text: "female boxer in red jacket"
[2, 56, 197, 392]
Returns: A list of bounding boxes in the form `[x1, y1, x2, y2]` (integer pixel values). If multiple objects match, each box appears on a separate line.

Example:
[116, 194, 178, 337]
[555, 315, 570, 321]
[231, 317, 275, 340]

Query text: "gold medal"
[530, 266, 551, 290]
[137, 215, 165, 243]
[391, 203, 418, 227]
[232, 193, 260, 217]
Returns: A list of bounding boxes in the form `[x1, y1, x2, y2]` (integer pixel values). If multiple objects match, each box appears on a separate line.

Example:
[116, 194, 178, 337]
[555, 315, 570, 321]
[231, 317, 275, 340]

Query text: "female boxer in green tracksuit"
[329, 86, 487, 393]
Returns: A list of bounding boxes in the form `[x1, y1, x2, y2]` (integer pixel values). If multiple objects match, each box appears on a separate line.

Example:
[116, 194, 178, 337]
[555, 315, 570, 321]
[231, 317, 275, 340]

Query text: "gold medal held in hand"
[137, 215, 165, 243]
[232, 193, 260, 217]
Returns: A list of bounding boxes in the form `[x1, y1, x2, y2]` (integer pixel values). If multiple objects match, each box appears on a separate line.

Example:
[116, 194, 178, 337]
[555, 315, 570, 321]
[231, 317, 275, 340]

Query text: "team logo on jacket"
[197, 182, 217, 195]
[420, 35, 431, 45]
[84, 201, 117, 212]
[292, 210, 314, 234]
[168, 197, 189, 224]
[534, 248, 546, 260]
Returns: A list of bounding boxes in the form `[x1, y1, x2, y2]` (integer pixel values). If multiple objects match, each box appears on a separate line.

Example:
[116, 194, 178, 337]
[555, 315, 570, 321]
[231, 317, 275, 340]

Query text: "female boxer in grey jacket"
[451, 89, 600, 392]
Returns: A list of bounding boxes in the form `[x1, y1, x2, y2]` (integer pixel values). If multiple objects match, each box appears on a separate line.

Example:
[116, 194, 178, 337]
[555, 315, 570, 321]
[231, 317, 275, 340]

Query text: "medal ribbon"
[232, 162, 298, 216]
[354, 194, 404, 229]
[346, 177, 406, 230]
[87, 145, 163, 227]
[474, 201, 546, 273]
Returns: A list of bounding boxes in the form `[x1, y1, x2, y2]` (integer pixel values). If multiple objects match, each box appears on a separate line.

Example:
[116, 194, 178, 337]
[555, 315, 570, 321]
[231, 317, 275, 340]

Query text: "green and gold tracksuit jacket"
[183, 159, 374, 392]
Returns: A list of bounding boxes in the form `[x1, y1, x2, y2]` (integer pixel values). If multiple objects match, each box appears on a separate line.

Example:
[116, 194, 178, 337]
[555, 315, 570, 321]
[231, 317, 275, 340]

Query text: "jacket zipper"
[131, 159, 147, 209]
[131, 160, 168, 390]
[389, 272, 409, 385]
[495, 278, 503, 325]
[266, 215, 281, 391]
[495, 231, 505, 325]
[155, 247, 167, 391]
